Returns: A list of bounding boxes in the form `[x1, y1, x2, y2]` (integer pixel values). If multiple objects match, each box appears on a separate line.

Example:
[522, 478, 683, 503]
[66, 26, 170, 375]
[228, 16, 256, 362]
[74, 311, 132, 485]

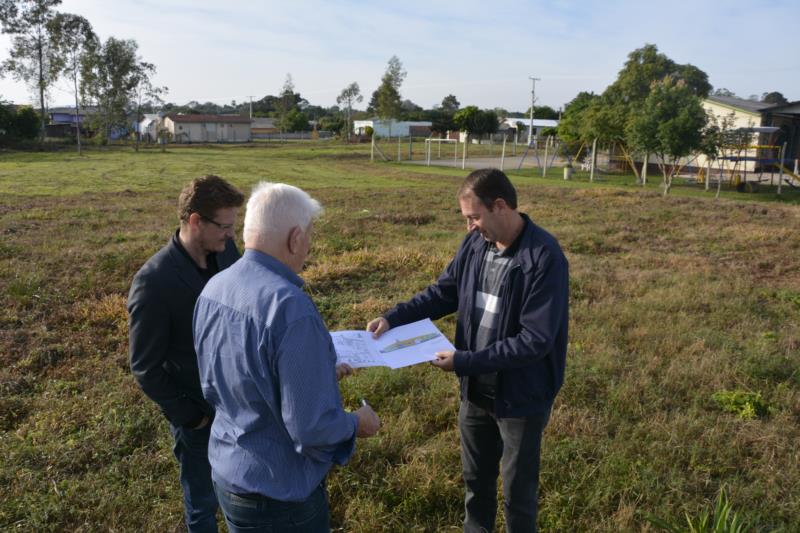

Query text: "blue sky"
[2, 0, 798, 111]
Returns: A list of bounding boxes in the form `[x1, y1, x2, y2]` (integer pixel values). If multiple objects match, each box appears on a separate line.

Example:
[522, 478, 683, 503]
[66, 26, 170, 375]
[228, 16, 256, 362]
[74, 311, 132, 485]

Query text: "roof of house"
[166, 113, 251, 124]
[48, 106, 100, 116]
[354, 119, 433, 126]
[251, 117, 277, 128]
[764, 101, 800, 115]
[706, 95, 778, 114]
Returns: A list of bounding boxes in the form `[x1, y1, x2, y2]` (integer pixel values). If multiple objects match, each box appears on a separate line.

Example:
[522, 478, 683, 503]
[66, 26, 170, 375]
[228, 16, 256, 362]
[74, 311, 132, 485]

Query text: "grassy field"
[1, 142, 799, 532]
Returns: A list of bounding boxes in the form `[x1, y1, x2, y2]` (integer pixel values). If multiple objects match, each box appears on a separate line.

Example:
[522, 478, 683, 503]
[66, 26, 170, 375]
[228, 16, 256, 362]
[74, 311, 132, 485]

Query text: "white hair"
[243, 182, 323, 241]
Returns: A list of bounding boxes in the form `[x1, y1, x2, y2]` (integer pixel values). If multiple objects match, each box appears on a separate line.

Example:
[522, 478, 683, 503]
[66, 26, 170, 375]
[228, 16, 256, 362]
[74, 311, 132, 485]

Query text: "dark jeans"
[459, 400, 551, 533]
[214, 482, 330, 533]
[169, 422, 219, 533]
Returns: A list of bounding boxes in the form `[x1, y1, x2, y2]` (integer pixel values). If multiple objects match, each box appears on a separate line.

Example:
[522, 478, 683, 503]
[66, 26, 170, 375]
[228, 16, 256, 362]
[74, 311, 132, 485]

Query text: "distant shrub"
[14, 107, 40, 139]
[0, 104, 40, 142]
[712, 390, 772, 419]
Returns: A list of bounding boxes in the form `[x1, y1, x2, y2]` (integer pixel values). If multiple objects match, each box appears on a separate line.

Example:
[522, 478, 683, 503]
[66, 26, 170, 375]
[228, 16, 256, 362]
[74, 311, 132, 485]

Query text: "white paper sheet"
[331, 318, 455, 369]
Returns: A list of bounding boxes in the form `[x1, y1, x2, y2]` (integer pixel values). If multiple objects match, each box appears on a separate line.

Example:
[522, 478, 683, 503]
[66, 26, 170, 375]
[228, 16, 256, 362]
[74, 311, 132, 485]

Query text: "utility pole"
[528, 76, 540, 146]
[246, 95, 256, 119]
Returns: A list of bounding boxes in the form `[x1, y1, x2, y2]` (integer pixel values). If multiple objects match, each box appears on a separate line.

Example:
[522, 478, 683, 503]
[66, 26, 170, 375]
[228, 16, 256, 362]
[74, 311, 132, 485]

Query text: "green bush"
[14, 107, 40, 139]
[0, 103, 40, 141]
[711, 390, 772, 419]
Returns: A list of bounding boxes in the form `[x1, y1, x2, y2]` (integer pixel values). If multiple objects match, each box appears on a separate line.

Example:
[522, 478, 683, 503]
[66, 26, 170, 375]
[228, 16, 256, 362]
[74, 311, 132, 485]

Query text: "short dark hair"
[178, 175, 244, 222]
[457, 168, 517, 210]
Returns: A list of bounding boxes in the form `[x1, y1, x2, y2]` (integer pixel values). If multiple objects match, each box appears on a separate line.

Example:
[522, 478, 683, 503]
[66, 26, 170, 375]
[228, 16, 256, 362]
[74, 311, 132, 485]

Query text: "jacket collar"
[166, 231, 206, 294]
[468, 213, 537, 274]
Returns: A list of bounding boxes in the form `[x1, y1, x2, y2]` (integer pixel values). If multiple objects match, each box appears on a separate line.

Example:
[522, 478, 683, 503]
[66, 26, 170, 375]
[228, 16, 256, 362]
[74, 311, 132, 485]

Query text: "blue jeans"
[169, 422, 219, 533]
[214, 482, 330, 533]
[459, 400, 551, 533]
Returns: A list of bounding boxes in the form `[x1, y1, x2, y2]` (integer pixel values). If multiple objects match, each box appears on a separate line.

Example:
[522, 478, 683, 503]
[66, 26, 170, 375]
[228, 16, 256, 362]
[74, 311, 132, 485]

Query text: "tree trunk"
[38, 33, 46, 144]
[658, 160, 670, 196]
[135, 101, 140, 152]
[74, 75, 82, 155]
[617, 142, 640, 182]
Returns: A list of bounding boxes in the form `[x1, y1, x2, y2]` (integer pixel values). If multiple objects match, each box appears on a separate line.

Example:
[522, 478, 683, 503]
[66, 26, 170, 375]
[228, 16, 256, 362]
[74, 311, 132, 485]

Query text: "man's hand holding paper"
[331, 318, 454, 370]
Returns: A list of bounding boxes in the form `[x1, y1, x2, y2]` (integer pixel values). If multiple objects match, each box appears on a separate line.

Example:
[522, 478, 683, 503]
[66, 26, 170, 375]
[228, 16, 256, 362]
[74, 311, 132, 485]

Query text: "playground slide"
[778, 165, 800, 189]
[778, 164, 800, 181]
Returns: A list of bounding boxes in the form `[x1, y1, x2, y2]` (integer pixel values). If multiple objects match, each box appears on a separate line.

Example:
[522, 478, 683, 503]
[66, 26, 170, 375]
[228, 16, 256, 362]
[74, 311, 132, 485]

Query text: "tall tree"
[276, 73, 295, 130]
[132, 68, 166, 151]
[81, 37, 157, 143]
[279, 108, 310, 132]
[49, 12, 96, 154]
[524, 104, 559, 120]
[712, 88, 736, 97]
[440, 94, 460, 112]
[336, 82, 362, 142]
[557, 91, 597, 145]
[453, 107, 498, 153]
[584, 44, 711, 180]
[375, 55, 406, 136]
[0, 0, 64, 141]
[626, 76, 708, 195]
[477, 109, 498, 137]
[761, 91, 788, 105]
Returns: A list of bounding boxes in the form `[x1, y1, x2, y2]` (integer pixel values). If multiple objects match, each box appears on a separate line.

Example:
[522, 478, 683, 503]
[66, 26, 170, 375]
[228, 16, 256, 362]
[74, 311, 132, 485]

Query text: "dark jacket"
[384, 214, 568, 417]
[127, 233, 240, 427]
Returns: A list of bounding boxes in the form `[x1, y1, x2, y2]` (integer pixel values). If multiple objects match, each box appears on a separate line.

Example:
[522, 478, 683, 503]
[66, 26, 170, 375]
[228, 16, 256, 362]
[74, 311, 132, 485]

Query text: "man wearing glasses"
[128, 175, 244, 533]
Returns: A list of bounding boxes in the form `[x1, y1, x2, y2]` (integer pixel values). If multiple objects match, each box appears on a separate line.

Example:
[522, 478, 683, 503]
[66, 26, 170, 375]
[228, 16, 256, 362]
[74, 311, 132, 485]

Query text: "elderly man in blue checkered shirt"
[194, 182, 380, 532]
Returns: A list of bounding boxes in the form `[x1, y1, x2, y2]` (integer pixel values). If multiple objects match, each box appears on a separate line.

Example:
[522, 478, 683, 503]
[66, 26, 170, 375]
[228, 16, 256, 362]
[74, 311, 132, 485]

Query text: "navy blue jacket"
[128, 233, 240, 427]
[384, 214, 568, 417]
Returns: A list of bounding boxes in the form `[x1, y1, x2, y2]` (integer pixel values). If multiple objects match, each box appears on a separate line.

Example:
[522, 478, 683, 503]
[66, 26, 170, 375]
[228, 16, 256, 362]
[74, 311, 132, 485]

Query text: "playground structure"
[691, 126, 800, 193]
[369, 128, 800, 195]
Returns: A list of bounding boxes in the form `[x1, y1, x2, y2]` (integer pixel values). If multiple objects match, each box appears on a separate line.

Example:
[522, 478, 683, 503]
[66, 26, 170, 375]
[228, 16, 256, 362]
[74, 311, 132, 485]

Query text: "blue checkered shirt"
[193, 249, 358, 501]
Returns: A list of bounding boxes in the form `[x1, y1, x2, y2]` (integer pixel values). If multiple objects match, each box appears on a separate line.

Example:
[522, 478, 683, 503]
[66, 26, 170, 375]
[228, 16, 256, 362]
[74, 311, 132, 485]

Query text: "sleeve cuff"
[332, 412, 359, 465]
[453, 350, 469, 376]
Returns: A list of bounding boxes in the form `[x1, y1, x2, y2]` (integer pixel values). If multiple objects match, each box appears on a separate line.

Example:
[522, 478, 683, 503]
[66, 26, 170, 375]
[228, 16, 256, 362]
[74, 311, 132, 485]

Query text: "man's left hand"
[431, 351, 455, 372]
[336, 363, 354, 381]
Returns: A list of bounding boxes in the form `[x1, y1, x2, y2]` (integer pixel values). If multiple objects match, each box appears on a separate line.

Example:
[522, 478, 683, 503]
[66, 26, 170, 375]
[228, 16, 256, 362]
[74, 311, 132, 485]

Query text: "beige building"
[163, 114, 251, 143]
[696, 96, 780, 174]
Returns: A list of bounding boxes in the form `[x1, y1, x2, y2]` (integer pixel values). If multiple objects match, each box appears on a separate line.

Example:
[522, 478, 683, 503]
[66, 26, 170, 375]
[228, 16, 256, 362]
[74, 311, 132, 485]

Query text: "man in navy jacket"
[128, 175, 244, 533]
[368, 168, 568, 532]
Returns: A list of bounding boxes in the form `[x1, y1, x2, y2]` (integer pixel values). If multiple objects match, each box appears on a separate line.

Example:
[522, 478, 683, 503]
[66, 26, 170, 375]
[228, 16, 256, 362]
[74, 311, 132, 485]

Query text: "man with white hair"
[193, 182, 380, 532]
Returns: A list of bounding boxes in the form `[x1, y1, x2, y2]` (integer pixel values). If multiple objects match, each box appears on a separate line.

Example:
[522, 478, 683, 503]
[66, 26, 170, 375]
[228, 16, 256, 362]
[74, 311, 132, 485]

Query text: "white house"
[138, 114, 161, 142]
[353, 119, 432, 138]
[163, 113, 251, 143]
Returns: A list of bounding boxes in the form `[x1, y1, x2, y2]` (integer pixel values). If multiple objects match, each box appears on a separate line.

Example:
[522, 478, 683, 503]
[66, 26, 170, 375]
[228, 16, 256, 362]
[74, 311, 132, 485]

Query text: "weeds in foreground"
[711, 390, 773, 419]
[648, 487, 755, 533]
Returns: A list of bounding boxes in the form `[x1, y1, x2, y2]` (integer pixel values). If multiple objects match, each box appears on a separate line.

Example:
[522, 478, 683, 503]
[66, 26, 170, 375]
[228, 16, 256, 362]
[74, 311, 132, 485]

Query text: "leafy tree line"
[0, 0, 164, 149]
[155, 55, 543, 137]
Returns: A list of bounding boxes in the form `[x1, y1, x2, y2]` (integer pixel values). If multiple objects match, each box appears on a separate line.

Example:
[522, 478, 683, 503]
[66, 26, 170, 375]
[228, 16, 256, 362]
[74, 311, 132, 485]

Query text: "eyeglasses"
[198, 213, 235, 231]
